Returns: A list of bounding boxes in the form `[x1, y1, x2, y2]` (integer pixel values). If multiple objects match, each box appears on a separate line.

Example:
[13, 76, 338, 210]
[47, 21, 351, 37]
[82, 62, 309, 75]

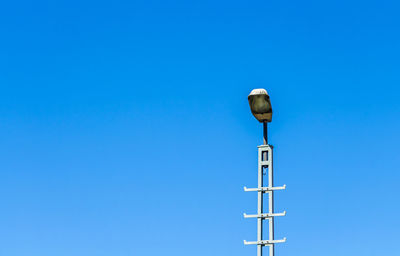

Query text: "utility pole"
[244, 89, 286, 256]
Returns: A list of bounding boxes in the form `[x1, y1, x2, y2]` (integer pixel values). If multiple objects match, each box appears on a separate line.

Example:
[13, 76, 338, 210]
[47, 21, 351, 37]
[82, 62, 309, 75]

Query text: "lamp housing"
[248, 88, 272, 123]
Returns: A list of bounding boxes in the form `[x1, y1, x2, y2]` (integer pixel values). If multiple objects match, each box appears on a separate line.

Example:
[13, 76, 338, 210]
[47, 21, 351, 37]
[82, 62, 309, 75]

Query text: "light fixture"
[248, 88, 272, 123]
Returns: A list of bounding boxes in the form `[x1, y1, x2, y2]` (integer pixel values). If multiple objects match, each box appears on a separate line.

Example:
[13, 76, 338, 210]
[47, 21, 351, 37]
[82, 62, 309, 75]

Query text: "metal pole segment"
[257, 146, 263, 256]
[268, 147, 274, 256]
[263, 122, 268, 145]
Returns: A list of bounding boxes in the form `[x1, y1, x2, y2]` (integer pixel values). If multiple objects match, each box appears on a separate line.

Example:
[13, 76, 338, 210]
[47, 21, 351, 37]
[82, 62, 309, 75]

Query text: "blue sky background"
[1, 0, 400, 255]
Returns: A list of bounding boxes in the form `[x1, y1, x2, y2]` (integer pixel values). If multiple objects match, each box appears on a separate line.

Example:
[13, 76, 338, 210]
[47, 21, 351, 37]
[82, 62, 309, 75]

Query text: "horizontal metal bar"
[257, 145, 272, 149]
[243, 211, 286, 218]
[244, 238, 286, 245]
[243, 185, 286, 192]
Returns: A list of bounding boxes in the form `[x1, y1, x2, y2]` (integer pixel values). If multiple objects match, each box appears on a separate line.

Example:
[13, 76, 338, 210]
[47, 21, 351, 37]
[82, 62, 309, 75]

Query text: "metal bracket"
[244, 185, 286, 192]
[244, 238, 287, 246]
[243, 211, 286, 219]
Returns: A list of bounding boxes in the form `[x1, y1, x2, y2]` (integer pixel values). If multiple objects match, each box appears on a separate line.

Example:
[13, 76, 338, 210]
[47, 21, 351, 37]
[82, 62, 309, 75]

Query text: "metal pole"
[263, 122, 268, 145]
[257, 146, 264, 256]
[244, 122, 286, 256]
[259, 122, 268, 256]
[268, 147, 274, 256]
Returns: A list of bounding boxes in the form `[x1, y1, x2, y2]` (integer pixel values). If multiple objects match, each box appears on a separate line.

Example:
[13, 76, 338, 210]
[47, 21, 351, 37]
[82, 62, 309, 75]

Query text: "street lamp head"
[248, 88, 272, 123]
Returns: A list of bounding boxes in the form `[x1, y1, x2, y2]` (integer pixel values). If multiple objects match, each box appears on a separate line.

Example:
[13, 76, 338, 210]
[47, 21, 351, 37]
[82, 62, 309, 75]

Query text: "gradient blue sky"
[1, 1, 400, 255]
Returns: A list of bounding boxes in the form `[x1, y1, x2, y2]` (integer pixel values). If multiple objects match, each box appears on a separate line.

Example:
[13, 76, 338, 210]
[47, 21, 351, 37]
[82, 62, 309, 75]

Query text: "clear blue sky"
[1, 1, 399, 255]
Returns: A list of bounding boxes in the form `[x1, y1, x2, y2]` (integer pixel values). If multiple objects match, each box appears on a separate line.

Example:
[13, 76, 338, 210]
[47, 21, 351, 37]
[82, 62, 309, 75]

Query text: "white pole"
[244, 122, 286, 256]
[268, 146, 274, 256]
[257, 144, 264, 256]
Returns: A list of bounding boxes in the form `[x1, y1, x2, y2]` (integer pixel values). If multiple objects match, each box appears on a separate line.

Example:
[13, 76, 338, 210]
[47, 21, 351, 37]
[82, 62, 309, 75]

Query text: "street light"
[244, 88, 286, 256]
[248, 88, 272, 145]
[248, 88, 272, 123]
